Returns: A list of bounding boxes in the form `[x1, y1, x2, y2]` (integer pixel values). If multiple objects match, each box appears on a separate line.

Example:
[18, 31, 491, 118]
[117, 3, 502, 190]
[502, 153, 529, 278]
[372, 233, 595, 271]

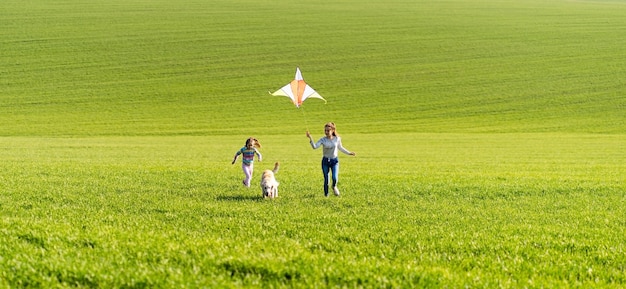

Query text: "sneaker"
[333, 187, 340, 196]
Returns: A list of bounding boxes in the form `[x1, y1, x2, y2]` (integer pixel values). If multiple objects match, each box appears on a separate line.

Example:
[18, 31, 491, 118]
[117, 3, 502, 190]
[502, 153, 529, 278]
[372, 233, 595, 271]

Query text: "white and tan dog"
[260, 162, 280, 198]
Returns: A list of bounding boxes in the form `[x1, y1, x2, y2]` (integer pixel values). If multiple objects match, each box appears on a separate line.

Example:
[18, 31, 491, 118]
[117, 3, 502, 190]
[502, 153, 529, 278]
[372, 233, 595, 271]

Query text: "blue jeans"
[321, 157, 339, 196]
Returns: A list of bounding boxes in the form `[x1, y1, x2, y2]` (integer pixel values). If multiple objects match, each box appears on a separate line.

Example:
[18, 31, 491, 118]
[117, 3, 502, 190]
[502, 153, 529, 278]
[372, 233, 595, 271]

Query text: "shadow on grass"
[216, 194, 262, 202]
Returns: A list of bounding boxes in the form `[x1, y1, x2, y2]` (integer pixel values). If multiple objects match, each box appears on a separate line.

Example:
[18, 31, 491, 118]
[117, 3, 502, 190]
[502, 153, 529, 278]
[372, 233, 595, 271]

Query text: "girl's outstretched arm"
[256, 149, 262, 162]
[306, 131, 321, 149]
[337, 138, 356, 156]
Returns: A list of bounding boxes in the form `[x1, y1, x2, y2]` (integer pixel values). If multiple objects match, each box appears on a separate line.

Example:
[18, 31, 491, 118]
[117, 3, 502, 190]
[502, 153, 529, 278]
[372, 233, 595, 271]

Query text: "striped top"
[236, 147, 262, 165]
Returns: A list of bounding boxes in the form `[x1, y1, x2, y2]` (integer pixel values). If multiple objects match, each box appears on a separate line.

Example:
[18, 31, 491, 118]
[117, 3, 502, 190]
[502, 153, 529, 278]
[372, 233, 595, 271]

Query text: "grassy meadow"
[1, 0, 625, 287]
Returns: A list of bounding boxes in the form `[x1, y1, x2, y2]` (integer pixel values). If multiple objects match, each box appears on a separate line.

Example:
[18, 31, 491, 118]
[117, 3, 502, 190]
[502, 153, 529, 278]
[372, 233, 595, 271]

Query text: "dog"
[260, 162, 280, 198]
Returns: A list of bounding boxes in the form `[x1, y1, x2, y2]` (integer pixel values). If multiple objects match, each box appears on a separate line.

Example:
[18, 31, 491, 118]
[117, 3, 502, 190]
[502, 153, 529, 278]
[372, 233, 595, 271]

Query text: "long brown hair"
[245, 137, 261, 149]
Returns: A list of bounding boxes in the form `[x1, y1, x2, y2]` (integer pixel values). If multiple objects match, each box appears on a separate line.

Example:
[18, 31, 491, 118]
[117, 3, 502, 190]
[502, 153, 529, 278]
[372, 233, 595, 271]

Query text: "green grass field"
[1, 0, 625, 287]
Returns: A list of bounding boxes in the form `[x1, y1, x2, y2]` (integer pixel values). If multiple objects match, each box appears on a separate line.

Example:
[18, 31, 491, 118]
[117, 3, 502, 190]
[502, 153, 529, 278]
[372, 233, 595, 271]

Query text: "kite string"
[300, 106, 310, 133]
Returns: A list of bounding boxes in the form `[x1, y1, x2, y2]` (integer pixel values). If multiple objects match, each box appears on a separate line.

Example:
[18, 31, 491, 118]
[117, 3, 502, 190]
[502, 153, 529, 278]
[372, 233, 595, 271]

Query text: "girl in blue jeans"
[306, 122, 356, 197]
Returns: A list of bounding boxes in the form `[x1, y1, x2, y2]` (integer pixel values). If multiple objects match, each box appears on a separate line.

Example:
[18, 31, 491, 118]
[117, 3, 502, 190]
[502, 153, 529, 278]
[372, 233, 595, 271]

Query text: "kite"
[269, 67, 326, 108]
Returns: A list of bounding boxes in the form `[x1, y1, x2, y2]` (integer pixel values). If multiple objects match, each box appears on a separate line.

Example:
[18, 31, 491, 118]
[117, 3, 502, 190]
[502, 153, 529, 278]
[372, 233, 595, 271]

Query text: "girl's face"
[324, 126, 334, 137]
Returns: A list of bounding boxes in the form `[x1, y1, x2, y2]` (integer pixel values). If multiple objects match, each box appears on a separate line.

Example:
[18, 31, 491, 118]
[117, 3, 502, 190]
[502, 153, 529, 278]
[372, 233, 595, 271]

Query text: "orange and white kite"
[270, 67, 326, 108]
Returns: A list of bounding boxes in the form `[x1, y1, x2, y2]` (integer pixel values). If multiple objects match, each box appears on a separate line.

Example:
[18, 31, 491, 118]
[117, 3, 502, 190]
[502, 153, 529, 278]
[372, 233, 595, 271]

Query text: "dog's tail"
[272, 162, 280, 173]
